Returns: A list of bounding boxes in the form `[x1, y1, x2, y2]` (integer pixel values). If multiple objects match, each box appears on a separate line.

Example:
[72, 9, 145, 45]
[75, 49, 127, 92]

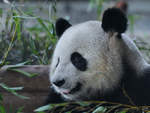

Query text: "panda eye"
[56, 57, 60, 68]
[71, 52, 87, 71]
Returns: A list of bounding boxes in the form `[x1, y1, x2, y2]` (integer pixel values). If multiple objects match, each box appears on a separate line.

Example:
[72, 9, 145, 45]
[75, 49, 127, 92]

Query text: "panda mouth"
[62, 82, 82, 95]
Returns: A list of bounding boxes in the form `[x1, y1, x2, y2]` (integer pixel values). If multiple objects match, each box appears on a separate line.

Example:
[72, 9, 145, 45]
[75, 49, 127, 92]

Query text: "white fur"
[49, 21, 147, 100]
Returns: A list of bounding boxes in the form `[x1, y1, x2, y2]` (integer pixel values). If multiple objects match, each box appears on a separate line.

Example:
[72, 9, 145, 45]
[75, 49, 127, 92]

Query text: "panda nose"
[53, 79, 65, 87]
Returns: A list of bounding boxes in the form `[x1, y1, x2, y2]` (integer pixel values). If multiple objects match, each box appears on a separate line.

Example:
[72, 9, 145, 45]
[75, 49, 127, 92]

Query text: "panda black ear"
[102, 8, 127, 34]
[55, 18, 72, 37]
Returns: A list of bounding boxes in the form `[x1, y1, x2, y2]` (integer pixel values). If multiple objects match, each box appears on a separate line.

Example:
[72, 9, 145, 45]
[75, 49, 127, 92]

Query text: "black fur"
[71, 52, 87, 71]
[102, 8, 127, 34]
[45, 87, 64, 104]
[100, 59, 150, 106]
[56, 18, 71, 37]
[121, 61, 150, 106]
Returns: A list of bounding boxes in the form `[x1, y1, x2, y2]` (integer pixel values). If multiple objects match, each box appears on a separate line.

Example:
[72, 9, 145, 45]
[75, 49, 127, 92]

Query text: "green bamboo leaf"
[92, 106, 107, 113]
[34, 104, 53, 112]
[0, 83, 29, 100]
[117, 108, 129, 113]
[0, 8, 3, 17]
[8, 87, 23, 90]
[13, 11, 21, 40]
[13, 16, 37, 19]
[0, 83, 23, 91]
[12, 91, 29, 100]
[77, 101, 90, 106]
[36, 112, 45, 113]
[37, 18, 56, 44]
[0, 105, 6, 113]
[35, 103, 67, 112]
[7, 61, 30, 69]
[37, 18, 53, 38]
[8, 68, 38, 78]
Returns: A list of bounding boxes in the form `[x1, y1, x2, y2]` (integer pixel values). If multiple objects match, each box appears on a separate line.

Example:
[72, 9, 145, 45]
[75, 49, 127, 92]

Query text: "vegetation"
[0, 1, 57, 66]
[0, 0, 58, 112]
[0, 0, 150, 113]
[35, 101, 150, 113]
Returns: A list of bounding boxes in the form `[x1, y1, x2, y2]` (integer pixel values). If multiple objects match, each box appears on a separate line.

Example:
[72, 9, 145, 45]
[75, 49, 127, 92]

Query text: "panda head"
[50, 8, 127, 100]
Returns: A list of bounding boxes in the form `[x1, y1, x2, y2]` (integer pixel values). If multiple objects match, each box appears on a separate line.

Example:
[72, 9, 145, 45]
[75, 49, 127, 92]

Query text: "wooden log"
[0, 65, 50, 113]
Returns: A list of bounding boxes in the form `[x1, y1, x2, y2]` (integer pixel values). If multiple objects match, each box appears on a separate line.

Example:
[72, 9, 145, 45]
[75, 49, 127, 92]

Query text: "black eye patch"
[71, 52, 87, 71]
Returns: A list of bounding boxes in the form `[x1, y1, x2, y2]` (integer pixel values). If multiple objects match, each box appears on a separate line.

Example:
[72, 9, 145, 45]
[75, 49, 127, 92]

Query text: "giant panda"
[47, 8, 150, 106]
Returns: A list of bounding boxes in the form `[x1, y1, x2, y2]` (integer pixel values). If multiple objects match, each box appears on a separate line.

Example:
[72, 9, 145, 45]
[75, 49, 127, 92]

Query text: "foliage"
[0, 83, 28, 113]
[0, 1, 57, 66]
[35, 101, 150, 113]
[0, 83, 29, 99]
[0, 0, 58, 112]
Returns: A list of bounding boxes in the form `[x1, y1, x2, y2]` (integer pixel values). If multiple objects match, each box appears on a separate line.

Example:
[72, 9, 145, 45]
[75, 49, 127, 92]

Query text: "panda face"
[50, 21, 122, 100]
[50, 8, 128, 100]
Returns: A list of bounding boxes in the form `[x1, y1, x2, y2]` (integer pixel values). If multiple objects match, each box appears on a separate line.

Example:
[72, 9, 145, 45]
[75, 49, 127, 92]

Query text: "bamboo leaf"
[34, 104, 53, 112]
[37, 18, 53, 38]
[77, 101, 90, 106]
[0, 83, 23, 91]
[6, 61, 30, 69]
[8, 68, 38, 78]
[0, 83, 29, 99]
[0, 105, 6, 113]
[0, 8, 3, 17]
[13, 12, 21, 40]
[92, 106, 107, 113]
